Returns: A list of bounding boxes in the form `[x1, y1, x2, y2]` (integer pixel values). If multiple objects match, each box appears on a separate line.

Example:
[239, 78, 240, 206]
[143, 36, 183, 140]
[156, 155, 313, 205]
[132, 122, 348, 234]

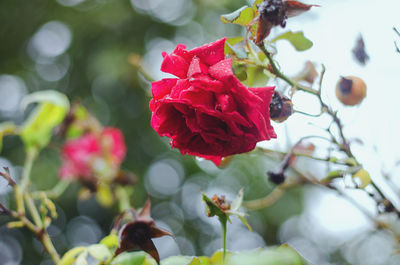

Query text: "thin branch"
[258, 40, 399, 214]
[0, 203, 11, 215]
[0, 167, 16, 187]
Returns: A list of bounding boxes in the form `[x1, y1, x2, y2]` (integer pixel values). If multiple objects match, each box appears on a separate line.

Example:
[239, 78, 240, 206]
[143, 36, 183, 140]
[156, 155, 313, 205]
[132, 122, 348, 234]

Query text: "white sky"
[268, 0, 400, 243]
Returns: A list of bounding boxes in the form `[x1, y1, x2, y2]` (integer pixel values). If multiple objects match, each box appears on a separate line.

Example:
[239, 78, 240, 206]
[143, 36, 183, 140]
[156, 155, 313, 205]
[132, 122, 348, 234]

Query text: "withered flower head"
[211, 195, 231, 213]
[256, 0, 319, 44]
[269, 91, 293, 123]
[115, 199, 172, 264]
[352, 35, 369, 65]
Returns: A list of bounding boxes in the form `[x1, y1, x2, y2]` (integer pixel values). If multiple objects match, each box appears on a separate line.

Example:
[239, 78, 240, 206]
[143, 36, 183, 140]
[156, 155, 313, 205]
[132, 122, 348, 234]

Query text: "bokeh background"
[0, 0, 400, 264]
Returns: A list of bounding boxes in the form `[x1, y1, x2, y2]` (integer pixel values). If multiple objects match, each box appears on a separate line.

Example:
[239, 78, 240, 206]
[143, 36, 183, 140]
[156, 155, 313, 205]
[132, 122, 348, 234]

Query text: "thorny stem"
[1, 152, 61, 264]
[258, 42, 399, 214]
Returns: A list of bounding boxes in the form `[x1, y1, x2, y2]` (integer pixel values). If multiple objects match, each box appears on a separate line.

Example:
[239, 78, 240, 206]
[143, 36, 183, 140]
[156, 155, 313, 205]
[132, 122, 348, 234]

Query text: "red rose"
[150, 38, 276, 165]
[59, 127, 126, 180]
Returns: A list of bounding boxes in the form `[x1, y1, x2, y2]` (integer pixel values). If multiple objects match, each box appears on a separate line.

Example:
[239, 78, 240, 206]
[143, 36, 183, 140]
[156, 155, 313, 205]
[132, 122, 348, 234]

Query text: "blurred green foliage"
[0, 0, 304, 264]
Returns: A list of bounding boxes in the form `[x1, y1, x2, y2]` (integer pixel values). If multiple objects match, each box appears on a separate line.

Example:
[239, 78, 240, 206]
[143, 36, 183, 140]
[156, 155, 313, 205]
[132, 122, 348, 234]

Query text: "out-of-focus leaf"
[75, 252, 88, 265]
[100, 234, 119, 249]
[353, 168, 371, 188]
[59, 247, 86, 265]
[21, 90, 69, 110]
[230, 188, 244, 212]
[20, 90, 70, 152]
[161, 256, 193, 265]
[233, 64, 247, 81]
[271, 31, 313, 51]
[221, 6, 255, 26]
[237, 215, 252, 232]
[228, 247, 308, 265]
[88, 244, 112, 262]
[246, 66, 269, 87]
[227, 189, 252, 232]
[111, 251, 148, 265]
[225, 37, 244, 56]
[251, 0, 263, 11]
[210, 251, 224, 264]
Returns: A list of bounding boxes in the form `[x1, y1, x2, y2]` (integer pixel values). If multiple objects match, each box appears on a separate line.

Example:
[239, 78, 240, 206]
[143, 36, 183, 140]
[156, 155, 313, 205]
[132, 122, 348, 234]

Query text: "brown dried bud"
[269, 91, 293, 123]
[115, 199, 172, 264]
[211, 195, 231, 212]
[301, 61, 318, 84]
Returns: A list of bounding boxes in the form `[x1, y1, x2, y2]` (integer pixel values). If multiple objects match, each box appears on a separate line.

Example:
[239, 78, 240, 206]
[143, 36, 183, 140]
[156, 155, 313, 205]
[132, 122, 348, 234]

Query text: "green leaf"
[228, 247, 308, 265]
[251, 0, 263, 10]
[161, 256, 193, 265]
[100, 234, 119, 249]
[225, 37, 247, 58]
[210, 251, 224, 264]
[75, 251, 88, 265]
[59, 247, 87, 265]
[237, 215, 252, 232]
[271, 31, 313, 51]
[111, 251, 147, 265]
[230, 189, 244, 212]
[221, 6, 255, 26]
[88, 244, 112, 262]
[20, 90, 70, 152]
[353, 168, 371, 188]
[246, 66, 269, 87]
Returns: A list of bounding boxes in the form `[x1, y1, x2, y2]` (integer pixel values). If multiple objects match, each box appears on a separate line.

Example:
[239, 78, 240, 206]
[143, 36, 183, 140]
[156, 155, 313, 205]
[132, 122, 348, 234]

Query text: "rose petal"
[208, 58, 234, 81]
[189, 75, 225, 93]
[187, 56, 208, 77]
[161, 53, 190, 78]
[169, 79, 191, 99]
[189, 38, 226, 66]
[151, 79, 178, 100]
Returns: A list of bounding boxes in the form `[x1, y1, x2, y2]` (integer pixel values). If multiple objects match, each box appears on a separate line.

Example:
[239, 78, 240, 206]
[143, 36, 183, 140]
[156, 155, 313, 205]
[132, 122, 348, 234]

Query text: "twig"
[0, 203, 11, 215]
[243, 178, 301, 210]
[394, 27, 400, 53]
[258, 41, 399, 215]
[0, 167, 16, 186]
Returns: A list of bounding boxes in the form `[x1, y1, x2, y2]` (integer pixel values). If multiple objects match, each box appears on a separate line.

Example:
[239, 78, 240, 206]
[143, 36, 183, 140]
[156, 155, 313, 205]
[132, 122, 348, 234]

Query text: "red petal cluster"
[150, 38, 276, 165]
[59, 127, 126, 180]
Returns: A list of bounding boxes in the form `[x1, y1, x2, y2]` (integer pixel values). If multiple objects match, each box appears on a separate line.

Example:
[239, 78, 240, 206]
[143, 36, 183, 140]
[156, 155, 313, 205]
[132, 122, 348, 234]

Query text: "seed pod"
[269, 91, 293, 122]
[336, 76, 366, 106]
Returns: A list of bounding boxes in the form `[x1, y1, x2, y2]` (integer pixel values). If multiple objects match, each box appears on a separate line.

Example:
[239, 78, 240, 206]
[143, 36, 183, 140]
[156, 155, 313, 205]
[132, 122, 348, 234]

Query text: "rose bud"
[269, 91, 293, 123]
[336, 76, 367, 106]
